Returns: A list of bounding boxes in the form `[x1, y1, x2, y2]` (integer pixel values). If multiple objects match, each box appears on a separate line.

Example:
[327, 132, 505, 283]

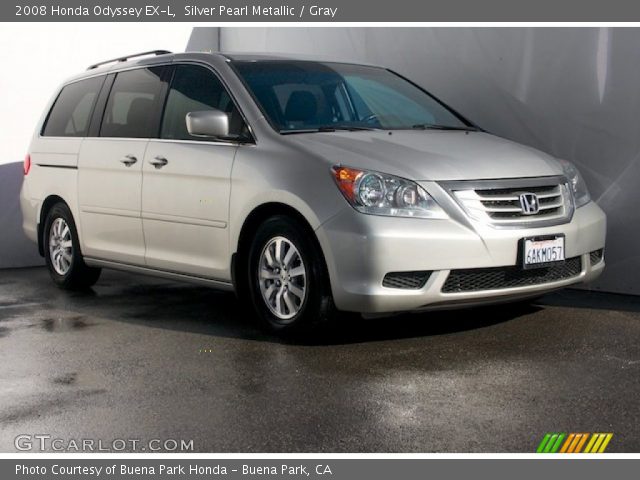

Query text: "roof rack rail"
[87, 50, 172, 70]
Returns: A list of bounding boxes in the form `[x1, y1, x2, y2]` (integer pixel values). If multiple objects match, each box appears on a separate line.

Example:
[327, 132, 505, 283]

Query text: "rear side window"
[161, 64, 246, 140]
[42, 76, 104, 137]
[100, 67, 165, 138]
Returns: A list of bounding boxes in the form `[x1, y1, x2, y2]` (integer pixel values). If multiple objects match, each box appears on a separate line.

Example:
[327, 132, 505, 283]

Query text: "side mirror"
[186, 109, 229, 138]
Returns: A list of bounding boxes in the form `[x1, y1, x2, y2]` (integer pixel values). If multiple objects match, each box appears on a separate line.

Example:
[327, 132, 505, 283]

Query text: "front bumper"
[315, 200, 606, 313]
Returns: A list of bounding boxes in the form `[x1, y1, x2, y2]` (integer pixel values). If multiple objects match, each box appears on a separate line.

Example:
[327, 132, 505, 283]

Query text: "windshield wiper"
[281, 125, 376, 134]
[411, 124, 479, 131]
[318, 125, 376, 132]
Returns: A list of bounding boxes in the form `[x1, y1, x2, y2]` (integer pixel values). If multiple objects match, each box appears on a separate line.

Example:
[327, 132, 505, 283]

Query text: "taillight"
[23, 154, 31, 175]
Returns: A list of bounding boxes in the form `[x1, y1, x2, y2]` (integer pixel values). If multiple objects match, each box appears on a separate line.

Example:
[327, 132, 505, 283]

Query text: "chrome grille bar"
[440, 176, 575, 228]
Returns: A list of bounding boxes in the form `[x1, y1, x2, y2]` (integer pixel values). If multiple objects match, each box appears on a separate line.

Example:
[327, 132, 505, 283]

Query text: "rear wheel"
[247, 215, 335, 334]
[43, 203, 101, 289]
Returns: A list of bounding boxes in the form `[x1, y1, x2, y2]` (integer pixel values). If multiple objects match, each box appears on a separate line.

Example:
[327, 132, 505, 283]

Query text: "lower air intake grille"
[442, 257, 582, 293]
[383, 271, 431, 289]
[590, 249, 604, 266]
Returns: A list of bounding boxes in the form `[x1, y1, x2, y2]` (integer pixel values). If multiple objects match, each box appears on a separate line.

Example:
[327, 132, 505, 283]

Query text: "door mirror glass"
[186, 109, 229, 138]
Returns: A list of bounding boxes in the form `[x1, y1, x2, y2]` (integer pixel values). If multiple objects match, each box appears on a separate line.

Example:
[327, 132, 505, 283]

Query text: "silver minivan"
[21, 50, 606, 332]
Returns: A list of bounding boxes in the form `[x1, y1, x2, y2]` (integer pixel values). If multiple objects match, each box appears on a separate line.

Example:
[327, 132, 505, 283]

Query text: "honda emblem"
[519, 193, 539, 215]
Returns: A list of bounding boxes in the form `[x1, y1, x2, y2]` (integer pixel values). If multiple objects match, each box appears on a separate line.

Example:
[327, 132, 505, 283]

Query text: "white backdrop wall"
[0, 24, 192, 167]
[204, 27, 640, 295]
[0, 24, 192, 268]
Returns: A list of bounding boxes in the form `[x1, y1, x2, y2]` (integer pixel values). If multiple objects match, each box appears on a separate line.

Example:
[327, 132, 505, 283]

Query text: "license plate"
[522, 235, 565, 269]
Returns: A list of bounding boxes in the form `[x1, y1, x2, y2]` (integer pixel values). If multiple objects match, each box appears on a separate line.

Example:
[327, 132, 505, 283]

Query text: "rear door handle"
[149, 156, 168, 169]
[120, 155, 137, 167]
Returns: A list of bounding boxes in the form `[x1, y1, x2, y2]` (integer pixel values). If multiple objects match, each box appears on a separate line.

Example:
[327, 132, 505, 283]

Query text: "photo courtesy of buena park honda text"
[0, 0, 639, 478]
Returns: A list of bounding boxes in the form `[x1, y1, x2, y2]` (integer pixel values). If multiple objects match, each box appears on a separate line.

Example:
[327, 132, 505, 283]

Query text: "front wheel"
[247, 215, 335, 334]
[43, 203, 101, 289]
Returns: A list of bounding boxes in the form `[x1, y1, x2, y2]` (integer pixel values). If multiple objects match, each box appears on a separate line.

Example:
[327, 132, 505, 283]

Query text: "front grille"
[445, 177, 574, 227]
[590, 249, 604, 266]
[442, 257, 582, 293]
[383, 271, 431, 289]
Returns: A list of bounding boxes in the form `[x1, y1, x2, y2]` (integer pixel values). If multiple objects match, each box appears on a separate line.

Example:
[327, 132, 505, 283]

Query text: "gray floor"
[0, 267, 638, 453]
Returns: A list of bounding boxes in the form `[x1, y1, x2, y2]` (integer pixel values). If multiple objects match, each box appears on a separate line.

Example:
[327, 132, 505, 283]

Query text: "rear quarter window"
[42, 76, 104, 137]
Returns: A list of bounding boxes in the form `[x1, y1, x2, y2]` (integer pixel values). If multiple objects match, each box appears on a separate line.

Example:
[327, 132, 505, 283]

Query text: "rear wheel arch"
[38, 195, 68, 256]
[42, 201, 100, 289]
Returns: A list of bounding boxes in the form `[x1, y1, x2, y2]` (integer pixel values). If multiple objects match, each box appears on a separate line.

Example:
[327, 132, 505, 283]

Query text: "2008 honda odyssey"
[20, 50, 606, 332]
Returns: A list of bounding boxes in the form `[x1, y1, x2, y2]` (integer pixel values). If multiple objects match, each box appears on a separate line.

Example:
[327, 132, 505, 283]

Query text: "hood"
[286, 130, 562, 181]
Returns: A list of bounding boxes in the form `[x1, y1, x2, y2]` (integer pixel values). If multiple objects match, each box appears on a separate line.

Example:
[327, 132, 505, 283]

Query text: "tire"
[43, 202, 101, 290]
[247, 215, 335, 334]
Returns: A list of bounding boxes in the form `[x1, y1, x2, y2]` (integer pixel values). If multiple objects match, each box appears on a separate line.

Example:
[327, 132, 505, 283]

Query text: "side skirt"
[84, 257, 235, 291]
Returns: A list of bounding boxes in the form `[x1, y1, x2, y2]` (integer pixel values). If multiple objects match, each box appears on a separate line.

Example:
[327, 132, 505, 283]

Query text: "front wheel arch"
[245, 214, 336, 333]
[233, 203, 332, 315]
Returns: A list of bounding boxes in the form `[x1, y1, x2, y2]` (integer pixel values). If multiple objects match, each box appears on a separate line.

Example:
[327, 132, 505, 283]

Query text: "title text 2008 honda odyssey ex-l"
[21, 50, 606, 332]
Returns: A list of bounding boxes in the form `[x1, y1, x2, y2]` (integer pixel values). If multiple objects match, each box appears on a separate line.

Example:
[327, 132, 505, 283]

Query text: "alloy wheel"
[258, 236, 307, 321]
[49, 217, 73, 275]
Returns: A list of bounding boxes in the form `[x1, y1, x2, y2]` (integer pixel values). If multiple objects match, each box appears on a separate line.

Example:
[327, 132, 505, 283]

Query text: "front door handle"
[120, 155, 137, 167]
[149, 156, 168, 169]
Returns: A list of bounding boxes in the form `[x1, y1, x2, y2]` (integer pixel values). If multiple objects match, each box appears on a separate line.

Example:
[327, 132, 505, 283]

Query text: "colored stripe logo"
[537, 433, 613, 453]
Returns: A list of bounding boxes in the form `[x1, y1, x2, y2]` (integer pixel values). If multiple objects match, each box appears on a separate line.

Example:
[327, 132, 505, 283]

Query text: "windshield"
[232, 60, 471, 132]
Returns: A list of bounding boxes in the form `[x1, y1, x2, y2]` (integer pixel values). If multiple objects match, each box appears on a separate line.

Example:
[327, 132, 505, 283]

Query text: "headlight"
[559, 160, 590, 207]
[331, 166, 447, 219]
